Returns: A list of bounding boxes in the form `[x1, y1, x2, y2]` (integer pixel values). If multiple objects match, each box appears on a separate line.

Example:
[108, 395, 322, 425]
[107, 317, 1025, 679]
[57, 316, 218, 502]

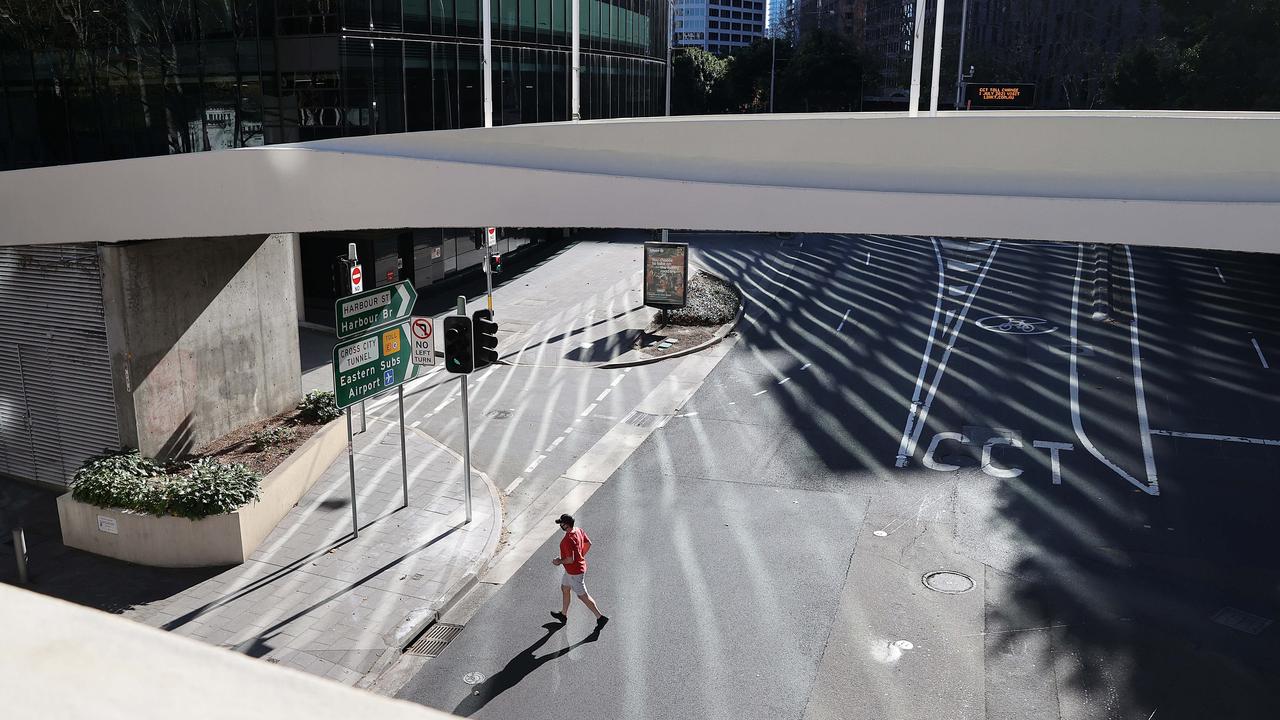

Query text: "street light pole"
[929, 0, 946, 116]
[482, 0, 493, 127]
[666, 0, 673, 116]
[769, 31, 776, 113]
[954, 0, 970, 110]
[908, 0, 927, 117]
[572, 0, 581, 120]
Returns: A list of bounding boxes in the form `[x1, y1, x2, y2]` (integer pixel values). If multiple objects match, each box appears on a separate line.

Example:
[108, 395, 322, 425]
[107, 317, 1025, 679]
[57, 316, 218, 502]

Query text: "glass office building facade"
[0, 0, 669, 170]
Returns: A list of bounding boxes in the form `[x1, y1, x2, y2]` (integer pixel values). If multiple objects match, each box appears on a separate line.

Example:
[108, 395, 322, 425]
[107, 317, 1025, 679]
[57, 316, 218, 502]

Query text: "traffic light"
[443, 316, 474, 374]
[472, 309, 499, 370]
[488, 253, 502, 275]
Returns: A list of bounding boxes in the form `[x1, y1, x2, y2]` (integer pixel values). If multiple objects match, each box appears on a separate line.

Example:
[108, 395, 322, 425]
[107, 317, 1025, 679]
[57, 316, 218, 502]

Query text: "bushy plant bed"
[70, 391, 343, 519]
[71, 451, 261, 520]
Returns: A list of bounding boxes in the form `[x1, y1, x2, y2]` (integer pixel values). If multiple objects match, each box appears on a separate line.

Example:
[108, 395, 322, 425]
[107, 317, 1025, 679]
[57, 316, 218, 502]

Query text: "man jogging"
[550, 514, 608, 628]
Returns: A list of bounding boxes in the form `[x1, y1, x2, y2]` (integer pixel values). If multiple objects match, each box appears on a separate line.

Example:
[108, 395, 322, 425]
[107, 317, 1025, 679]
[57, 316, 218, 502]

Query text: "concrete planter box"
[58, 418, 347, 568]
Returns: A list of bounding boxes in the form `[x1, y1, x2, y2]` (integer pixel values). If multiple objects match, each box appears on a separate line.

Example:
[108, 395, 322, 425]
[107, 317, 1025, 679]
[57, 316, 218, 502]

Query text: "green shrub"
[71, 450, 168, 515]
[166, 459, 262, 520]
[70, 450, 261, 520]
[250, 425, 296, 451]
[297, 390, 341, 424]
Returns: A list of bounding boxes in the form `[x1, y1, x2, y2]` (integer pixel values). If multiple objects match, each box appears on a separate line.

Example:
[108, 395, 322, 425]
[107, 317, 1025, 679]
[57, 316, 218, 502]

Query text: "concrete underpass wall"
[99, 233, 301, 458]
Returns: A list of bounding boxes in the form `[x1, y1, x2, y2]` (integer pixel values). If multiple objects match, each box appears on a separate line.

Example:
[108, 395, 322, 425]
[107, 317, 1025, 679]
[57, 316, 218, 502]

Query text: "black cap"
[554, 514, 575, 527]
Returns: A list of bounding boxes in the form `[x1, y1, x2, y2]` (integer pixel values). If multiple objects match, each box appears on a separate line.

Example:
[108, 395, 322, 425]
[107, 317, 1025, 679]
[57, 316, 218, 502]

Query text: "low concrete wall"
[58, 417, 346, 568]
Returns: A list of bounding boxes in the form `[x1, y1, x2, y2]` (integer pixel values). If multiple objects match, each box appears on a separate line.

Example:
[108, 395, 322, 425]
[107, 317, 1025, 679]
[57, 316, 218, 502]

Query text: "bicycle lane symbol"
[976, 315, 1058, 335]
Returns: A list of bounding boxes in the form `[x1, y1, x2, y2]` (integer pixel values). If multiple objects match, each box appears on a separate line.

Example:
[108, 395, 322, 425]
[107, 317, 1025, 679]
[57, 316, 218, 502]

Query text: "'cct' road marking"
[919, 431, 1074, 485]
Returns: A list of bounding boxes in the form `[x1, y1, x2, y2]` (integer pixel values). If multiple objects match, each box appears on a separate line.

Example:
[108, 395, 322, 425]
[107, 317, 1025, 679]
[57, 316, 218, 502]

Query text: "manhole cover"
[405, 622, 465, 657]
[485, 409, 514, 420]
[923, 571, 975, 594]
[462, 672, 486, 685]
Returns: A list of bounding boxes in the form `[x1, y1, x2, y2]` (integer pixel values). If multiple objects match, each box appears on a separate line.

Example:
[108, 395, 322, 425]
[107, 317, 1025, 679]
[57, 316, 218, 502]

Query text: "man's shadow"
[453, 621, 605, 717]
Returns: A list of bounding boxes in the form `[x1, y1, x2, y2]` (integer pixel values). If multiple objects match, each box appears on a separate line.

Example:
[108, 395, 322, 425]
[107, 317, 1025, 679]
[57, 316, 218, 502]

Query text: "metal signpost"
[484, 227, 497, 313]
[332, 313, 420, 535]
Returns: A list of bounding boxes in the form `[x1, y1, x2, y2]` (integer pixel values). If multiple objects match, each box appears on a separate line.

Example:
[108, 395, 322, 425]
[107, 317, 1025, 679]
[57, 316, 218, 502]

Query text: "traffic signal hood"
[489, 253, 502, 274]
[473, 309, 499, 370]
[443, 316, 474, 374]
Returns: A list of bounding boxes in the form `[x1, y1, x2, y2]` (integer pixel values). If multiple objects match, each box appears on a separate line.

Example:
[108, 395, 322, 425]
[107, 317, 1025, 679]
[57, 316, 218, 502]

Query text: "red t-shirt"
[559, 527, 591, 575]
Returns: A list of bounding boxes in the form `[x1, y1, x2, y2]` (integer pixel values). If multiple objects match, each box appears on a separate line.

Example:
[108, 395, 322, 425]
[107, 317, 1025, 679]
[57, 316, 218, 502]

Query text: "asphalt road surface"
[398, 233, 1280, 719]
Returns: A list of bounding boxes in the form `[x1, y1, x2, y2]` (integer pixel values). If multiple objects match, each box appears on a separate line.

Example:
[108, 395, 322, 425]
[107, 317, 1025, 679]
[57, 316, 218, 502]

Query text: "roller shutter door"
[0, 244, 120, 487]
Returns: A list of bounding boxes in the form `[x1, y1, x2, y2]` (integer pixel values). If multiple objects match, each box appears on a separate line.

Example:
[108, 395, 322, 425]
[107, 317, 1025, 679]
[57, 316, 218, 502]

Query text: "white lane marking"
[801, 363, 811, 370]
[1251, 338, 1269, 369]
[1069, 245, 1158, 496]
[523, 454, 548, 473]
[895, 238, 948, 467]
[410, 420, 422, 429]
[505, 476, 525, 494]
[896, 240, 1001, 467]
[922, 432, 969, 472]
[1032, 441, 1074, 485]
[835, 309, 851, 333]
[866, 251, 871, 266]
[753, 390, 768, 397]
[778, 377, 791, 385]
[595, 388, 612, 402]
[948, 284, 970, 296]
[1216, 266, 1226, 284]
[1151, 429, 1280, 446]
[580, 403, 598, 417]
[948, 260, 981, 273]
[1123, 246, 1160, 493]
[563, 426, 575, 435]
[545, 437, 565, 452]
[610, 375, 625, 387]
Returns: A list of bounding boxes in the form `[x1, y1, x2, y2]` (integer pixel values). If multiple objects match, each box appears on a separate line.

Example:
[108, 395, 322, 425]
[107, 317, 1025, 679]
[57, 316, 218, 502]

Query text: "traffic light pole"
[457, 296, 474, 524]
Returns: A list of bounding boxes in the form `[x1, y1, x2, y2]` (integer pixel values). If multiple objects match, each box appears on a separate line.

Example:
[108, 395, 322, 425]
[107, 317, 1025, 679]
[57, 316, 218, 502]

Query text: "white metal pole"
[398, 385, 408, 509]
[457, 296, 473, 524]
[954, 0, 969, 110]
[908, 0, 927, 117]
[346, 409, 358, 537]
[482, 0, 493, 127]
[665, 0, 673, 116]
[572, 0, 581, 120]
[929, 0, 946, 116]
[769, 32, 776, 113]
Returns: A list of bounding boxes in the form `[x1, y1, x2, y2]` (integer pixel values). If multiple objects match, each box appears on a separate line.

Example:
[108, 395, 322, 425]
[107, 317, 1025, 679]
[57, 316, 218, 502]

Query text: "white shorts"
[561, 571, 587, 595]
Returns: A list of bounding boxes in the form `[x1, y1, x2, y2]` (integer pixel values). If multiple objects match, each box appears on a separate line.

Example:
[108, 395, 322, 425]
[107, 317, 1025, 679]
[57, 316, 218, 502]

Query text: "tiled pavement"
[1, 417, 502, 687]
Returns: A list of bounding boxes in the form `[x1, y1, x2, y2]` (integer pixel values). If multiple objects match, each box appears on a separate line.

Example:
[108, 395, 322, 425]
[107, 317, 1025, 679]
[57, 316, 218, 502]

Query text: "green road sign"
[335, 280, 418, 340]
[332, 321, 417, 409]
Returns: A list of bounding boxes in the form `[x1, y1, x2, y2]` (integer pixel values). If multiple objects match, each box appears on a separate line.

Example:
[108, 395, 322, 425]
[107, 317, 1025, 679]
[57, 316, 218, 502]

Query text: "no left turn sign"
[410, 316, 435, 365]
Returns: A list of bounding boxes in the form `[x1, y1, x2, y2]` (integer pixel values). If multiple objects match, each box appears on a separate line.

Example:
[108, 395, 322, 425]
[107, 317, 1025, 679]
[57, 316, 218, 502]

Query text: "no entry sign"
[350, 264, 363, 293]
[410, 316, 435, 366]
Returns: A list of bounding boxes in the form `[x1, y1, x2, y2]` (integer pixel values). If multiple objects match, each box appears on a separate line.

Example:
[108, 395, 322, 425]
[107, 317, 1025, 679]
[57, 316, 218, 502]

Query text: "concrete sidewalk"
[1, 415, 501, 687]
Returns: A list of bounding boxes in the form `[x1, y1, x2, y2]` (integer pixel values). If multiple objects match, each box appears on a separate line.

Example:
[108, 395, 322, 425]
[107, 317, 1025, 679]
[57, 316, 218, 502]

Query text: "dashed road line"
[778, 377, 791, 385]
[580, 403, 598, 417]
[753, 390, 768, 397]
[545, 437, 565, 452]
[835, 309, 851, 333]
[523, 454, 548, 473]
[1251, 338, 1269, 369]
[505, 476, 525, 494]
[1216, 266, 1226, 284]
[595, 388, 612, 402]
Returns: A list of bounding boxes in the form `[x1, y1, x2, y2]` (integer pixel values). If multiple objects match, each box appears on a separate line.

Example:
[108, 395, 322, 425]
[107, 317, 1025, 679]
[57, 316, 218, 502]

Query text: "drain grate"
[1211, 607, 1273, 635]
[405, 622, 465, 657]
[923, 570, 975, 594]
[622, 410, 668, 429]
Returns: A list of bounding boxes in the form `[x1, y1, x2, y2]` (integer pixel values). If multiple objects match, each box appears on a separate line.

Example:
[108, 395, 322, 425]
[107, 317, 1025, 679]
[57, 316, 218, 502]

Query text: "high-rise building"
[766, 0, 789, 37]
[674, 0, 766, 55]
[860, 0, 1161, 108]
[0, 1, 670, 170]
